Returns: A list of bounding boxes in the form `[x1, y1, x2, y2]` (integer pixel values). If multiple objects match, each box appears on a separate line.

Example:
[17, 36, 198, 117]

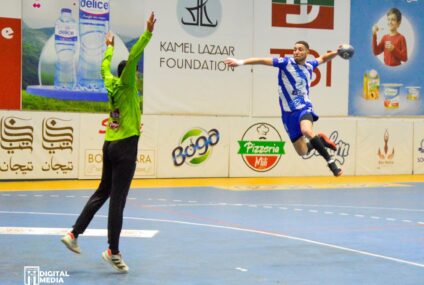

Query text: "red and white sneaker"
[102, 249, 129, 273]
[60, 232, 80, 254]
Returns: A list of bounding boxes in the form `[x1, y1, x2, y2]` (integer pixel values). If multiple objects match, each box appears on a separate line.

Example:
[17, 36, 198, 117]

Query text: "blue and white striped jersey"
[272, 57, 319, 113]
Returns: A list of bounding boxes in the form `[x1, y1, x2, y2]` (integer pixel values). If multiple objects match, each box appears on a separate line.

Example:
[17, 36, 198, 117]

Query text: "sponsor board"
[356, 119, 413, 175]
[238, 122, 286, 172]
[0, 111, 79, 179]
[144, 0, 253, 116]
[156, 115, 229, 178]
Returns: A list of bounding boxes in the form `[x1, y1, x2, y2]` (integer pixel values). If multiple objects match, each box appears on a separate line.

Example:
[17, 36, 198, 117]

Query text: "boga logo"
[272, 0, 334, 30]
[238, 123, 286, 172]
[172, 128, 219, 166]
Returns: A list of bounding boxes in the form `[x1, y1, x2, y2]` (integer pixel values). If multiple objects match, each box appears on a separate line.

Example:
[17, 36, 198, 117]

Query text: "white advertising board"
[356, 119, 413, 175]
[0, 110, 79, 179]
[143, 0, 253, 116]
[156, 115, 230, 178]
[1, 0, 21, 19]
[78, 114, 157, 179]
[252, 0, 351, 117]
[413, 120, 424, 174]
[228, 117, 356, 177]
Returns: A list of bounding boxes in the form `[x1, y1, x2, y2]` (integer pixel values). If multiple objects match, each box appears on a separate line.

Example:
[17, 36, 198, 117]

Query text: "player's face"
[293, 44, 308, 63]
[387, 13, 400, 32]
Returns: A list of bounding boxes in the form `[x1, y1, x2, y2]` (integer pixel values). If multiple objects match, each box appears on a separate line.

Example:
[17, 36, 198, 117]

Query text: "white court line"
[1, 210, 423, 269]
[0, 226, 158, 238]
[288, 204, 424, 213]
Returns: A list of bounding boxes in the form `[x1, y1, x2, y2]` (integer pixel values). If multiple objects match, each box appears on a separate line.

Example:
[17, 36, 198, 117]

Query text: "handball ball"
[338, 44, 354, 60]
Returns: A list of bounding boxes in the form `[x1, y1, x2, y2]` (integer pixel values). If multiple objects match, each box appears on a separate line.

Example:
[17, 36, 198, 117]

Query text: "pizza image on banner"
[238, 123, 286, 172]
[272, 0, 334, 30]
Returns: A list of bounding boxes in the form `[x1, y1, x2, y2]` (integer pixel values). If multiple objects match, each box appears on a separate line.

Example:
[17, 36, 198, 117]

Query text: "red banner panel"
[0, 17, 21, 110]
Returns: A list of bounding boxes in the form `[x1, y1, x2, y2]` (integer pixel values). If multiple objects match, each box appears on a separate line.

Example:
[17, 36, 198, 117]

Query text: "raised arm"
[101, 32, 115, 90]
[120, 12, 157, 86]
[316, 49, 338, 65]
[224, 57, 273, 67]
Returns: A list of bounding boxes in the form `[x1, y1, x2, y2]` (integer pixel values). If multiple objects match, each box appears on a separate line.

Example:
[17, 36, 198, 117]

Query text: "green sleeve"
[120, 30, 153, 86]
[101, 45, 115, 91]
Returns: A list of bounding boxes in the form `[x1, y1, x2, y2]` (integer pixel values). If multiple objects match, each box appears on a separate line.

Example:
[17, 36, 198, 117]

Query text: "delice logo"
[272, 0, 334, 30]
[172, 128, 220, 166]
[177, 0, 222, 37]
[238, 123, 286, 172]
[80, 0, 109, 11]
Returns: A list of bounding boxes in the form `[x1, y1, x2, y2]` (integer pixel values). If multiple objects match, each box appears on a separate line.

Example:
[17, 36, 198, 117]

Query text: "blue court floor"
[0, 179, 423, 285]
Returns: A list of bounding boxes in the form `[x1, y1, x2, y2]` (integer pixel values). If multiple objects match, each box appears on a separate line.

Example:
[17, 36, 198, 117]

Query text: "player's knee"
[301, 129, 314, 139]
[295, 147, 307, 156]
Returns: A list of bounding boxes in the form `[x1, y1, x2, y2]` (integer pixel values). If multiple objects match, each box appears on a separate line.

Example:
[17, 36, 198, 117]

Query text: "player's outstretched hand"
[105, 31, 114, 47]
[147, 12, 157, 33]
[224, 58, 244, 67]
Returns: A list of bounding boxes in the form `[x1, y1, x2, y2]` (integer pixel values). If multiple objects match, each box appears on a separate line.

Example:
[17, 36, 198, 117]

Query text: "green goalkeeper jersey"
[101, 30, 152, 141]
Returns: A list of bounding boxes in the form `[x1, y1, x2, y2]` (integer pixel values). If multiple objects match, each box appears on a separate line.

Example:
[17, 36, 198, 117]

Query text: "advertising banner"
[156, 115, 230, 178]
[143, 0, 253, 116]
[21, 0, 147, 113]
[0, 0, 22, 110]
[356, 119, 413, 175]
[229, 117, 355, 177]
[0, 110, 79, 180]
[78, 113, 157, 179]
[349, 0, 424, 116]
[413, 120, 424, 174]
[229, 118, 293, 177]
[251, 0, 351, 118]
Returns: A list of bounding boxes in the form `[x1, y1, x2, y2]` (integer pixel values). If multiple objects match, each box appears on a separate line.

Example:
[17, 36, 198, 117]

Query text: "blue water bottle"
[77, 0, 110, 90]
[54, 8, 77, 89]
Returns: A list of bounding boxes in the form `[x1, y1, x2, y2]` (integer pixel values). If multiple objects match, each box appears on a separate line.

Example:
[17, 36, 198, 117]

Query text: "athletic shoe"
[318, 132, 337, 151]
[328, 161, 343, 177]
[102, 249, 129, 273]
[61, 232, 81, 254]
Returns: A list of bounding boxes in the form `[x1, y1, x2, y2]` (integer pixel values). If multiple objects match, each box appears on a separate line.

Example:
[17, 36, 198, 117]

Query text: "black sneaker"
[328, 161, 343, 177]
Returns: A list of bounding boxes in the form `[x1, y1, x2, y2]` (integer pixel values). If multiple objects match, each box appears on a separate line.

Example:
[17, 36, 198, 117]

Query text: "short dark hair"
[295, 40, 310, 50]
[117, 60, 127, 77]
[387, 8, 402, 23]
[117, 60, 140, 77]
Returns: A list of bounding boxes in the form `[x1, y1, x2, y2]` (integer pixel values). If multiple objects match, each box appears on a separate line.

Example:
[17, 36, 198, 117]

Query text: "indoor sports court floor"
[1, 175, 424, 285]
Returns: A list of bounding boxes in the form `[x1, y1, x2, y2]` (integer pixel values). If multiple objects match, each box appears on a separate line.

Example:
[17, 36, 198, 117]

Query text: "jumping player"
[225, 41, 343, 176]
[60, 12, 157, 272]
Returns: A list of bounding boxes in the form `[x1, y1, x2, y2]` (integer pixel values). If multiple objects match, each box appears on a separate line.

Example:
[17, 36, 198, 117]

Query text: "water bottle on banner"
[77, 0, 110, 90]
[54, 8, 78, 89]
